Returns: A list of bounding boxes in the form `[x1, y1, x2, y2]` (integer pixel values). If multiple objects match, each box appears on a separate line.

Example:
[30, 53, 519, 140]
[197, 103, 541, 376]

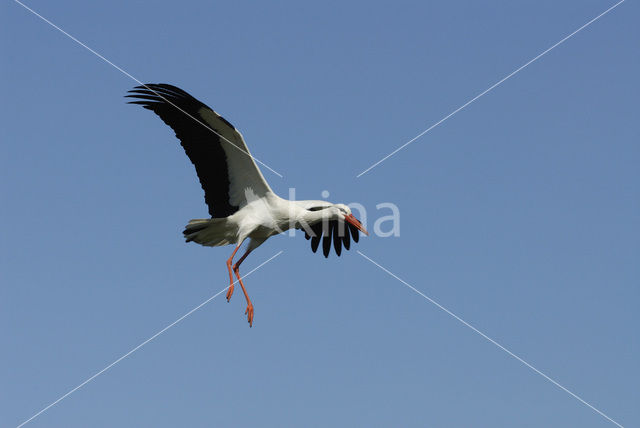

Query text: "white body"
[184, 193, 344, 252]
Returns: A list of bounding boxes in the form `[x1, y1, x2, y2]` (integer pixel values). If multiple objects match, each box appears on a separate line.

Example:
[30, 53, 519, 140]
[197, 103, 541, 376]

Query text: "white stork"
[127, 84, 368, 326]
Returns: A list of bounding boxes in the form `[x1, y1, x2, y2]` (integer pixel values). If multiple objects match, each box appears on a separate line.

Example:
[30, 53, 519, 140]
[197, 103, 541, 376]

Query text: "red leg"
[233, 248, 254, 326]
[225, 245, 241, 302]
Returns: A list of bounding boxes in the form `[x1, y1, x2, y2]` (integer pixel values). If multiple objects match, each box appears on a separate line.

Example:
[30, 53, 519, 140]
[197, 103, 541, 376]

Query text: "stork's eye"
[308, 206, 330, 211]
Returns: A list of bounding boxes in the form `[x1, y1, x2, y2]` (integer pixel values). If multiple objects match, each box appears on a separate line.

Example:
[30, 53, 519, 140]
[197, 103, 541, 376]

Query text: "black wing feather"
[348, 222, 360, 243]
[322, 222, 332, 258]
[304, 218, 362, 257]
[310, 222, 322, 253]
[332, 221, 342, 256]
[342, 221, 351, 250]
[126, 83, 238, 218]
[311, 235, 321, 253]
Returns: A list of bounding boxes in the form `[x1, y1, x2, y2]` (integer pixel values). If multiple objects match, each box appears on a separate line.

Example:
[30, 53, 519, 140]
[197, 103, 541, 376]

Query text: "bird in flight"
[126, 84, 368, 326]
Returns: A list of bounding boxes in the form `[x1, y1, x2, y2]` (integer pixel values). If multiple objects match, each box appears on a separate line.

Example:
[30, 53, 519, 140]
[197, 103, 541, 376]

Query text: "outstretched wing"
[126, 83, 273, 218]
[303, 220, 360, 258]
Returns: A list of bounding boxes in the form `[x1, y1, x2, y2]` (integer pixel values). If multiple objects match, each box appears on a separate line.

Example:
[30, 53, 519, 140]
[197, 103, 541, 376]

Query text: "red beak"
[344, 213, 369, 236]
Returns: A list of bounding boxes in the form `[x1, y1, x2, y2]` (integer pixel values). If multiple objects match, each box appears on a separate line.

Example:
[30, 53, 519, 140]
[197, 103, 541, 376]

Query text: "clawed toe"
[226, 284, 234, 302]
[245, 304, 254, 327]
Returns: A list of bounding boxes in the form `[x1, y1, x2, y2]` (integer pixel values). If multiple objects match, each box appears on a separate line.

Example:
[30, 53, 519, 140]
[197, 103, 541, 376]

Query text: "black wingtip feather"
[348, 223, 360, 243]
[332, 222, 342, 257]
[311, 235, 320, 253]
[342, 222, 351, 250]
[305, 219, 360, 257]
[322, 223, 332, 258]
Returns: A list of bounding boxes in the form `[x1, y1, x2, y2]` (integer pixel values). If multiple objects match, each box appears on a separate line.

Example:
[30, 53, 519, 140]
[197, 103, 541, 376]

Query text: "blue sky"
[1, 1, 638, 427]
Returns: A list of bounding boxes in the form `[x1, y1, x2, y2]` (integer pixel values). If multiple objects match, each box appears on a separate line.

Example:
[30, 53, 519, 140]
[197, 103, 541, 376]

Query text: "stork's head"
[306, 202, 369, 236]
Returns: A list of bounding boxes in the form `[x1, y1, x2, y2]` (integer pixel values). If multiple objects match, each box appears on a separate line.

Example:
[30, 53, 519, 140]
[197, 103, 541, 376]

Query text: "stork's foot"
[226, 284, 234, 302]
[245, 303, 254, 327]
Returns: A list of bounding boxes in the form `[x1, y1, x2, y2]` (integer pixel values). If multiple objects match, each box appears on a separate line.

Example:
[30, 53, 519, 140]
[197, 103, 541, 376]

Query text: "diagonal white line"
[356, 0, 625, 177]
[357, 251, 625, 428]
[12, 0, 284, 179]
[15, 251, 284, 428]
